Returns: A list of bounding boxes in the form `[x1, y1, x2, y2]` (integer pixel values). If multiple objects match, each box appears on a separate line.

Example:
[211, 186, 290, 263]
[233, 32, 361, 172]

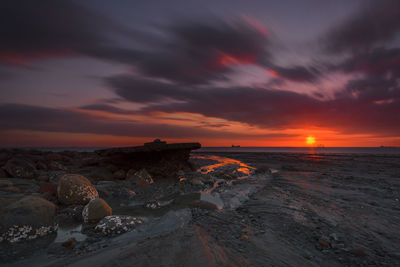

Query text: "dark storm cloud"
[0, 0, 155, 68]
[104, 76, 185, 103]
[0, 103, 290, 139]
[1, 1, 273, 85]
[127, 18, 271, 85]
[324, 0, 400, 53]
[338, 47, 400, 77]
[105, 74, 400, 135]
[332, 48, 400, 104]
[0, 0, 114, 64]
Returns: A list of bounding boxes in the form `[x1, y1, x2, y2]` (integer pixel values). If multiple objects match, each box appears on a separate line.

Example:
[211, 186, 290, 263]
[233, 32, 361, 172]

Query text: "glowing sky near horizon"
[0, 0, 399, 147]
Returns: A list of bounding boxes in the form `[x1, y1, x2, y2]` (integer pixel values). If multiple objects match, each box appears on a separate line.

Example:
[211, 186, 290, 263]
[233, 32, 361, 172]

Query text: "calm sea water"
[197, 147, 400, 154]
[5, 146, 400, 154]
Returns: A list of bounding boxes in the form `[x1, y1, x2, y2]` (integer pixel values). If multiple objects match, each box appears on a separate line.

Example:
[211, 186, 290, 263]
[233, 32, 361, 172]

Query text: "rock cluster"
[3, 158, 37, 179]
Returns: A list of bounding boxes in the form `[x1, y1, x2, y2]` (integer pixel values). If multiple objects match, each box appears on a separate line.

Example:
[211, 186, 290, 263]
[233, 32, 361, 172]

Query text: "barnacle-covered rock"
[95, 215, 143, 236]
[82, 198, 112, 223]
[0, 196, 58, 243]
[57, 174, 98, 205]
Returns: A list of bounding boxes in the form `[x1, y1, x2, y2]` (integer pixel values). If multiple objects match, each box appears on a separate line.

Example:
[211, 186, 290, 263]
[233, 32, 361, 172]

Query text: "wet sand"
[3, 152, 400, 266]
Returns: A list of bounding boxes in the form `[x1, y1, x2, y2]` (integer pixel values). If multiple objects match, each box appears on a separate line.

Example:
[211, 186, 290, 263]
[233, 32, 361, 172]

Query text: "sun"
[306, 136, 316, 145]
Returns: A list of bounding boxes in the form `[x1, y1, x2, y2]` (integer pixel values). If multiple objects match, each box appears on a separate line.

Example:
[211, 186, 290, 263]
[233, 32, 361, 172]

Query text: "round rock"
[82, 198, 112, 223]
[57, 174, 98, 205]
[0, 196, 58, 243]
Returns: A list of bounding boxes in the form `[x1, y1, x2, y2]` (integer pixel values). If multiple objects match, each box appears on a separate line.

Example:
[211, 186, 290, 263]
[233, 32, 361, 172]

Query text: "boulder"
[82, 198, 112, 223]
[0, 196, 57, 243]
[3, 157, 37, 179]
[127, 169, 154, 186]
[57, 174, 98, 205]
[95, 215, 143, 236]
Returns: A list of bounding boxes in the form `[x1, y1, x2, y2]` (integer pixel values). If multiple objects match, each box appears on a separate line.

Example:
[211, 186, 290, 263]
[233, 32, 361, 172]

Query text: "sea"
[197, 147, 400, 154]
[4, 146, 400, 154]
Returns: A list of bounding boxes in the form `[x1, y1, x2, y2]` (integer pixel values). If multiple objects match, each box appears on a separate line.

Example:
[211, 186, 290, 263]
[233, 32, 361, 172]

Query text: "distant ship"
[232, 145, 240, 148]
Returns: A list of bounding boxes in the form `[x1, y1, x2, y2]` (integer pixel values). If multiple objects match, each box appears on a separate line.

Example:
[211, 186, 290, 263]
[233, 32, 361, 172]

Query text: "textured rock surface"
[57, 174, 98, 205]
[3, 158, 37, 179]
[127, 169, 154, 186]
[95, 215, 143, 236]
[82, 198, 112, 223]
[0, 196, 57, 243]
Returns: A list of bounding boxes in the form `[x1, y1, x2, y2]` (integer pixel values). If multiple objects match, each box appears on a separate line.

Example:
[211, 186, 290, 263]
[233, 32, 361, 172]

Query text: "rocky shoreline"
[1, 146, 400, 266]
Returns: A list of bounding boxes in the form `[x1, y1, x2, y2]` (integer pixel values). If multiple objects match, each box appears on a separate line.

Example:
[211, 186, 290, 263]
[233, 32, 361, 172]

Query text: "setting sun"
[306, 136, 316, 145]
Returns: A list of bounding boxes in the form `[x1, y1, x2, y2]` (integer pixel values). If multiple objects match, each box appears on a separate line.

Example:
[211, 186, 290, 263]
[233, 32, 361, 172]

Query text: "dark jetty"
[96, 139, 201, 179]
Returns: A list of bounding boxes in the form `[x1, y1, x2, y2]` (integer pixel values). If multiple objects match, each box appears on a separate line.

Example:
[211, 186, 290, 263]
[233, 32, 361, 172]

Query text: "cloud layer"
[1, 0, 399, 145]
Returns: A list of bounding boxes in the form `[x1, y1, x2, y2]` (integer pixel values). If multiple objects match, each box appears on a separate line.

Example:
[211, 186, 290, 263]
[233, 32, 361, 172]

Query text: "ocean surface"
[3, 146, 400, 154]
[198, 147, 400, 154]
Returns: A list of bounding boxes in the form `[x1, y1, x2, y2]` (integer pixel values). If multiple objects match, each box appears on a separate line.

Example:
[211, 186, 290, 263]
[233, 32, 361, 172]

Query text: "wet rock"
[127, 169, 154, 186]
[48, 161, 68, 171]
[82, 198, 112, 223]
[95, 182, 136, 199]
[350, 247, 366, 257]
[3, 158, 37, 179]
[319, 240, 330, 248]
[112, 169, 126, 180]
[62, 237, 77, 248]
[0, 196, 58, 243]
[95, 215, 143, 236]
[38, 182, 57, 196]
[57, 174, 98, 205]
[190, 178, 204, 185]
[35, 161, 48, 171]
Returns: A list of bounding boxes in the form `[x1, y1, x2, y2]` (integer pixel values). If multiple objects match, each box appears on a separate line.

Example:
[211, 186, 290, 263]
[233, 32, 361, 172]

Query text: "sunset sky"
[1, 0, 400, 147]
